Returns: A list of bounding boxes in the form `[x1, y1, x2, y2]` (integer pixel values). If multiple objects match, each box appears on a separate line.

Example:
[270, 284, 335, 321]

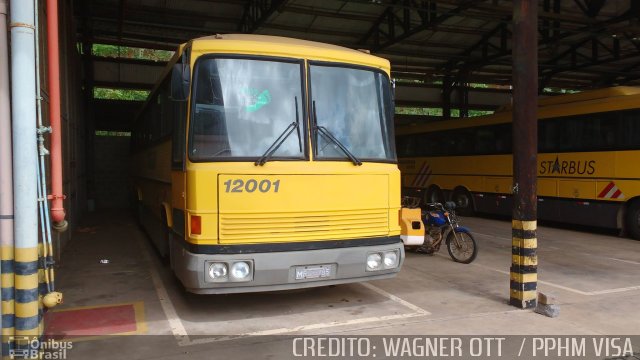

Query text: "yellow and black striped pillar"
[511, 0, 538, 309]
[14, 246, 41, 338]
[510, 220, 537, 308]
[1, 244, 14, 358]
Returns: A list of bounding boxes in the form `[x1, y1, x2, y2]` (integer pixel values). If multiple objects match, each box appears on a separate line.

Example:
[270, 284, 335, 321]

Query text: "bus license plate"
[295, 265, 332, 280]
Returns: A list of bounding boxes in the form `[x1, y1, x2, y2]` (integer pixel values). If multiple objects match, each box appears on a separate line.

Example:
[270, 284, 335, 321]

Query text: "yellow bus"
[130, 34, 409, 294]
[396, 87, 640, 239]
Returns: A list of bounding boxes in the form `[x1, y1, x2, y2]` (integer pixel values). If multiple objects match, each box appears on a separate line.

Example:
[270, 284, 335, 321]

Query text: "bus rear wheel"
[452, 188, 474, 216]
[424, 186, 444, 206]
[625, 201, 640, 240]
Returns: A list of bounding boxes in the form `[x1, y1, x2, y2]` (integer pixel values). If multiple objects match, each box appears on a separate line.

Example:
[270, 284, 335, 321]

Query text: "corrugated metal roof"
[76, 0, 640, 91]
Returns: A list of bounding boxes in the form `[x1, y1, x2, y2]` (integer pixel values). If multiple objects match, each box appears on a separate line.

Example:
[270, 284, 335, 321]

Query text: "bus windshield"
[310, 64, 396, 162]
[189, 57, 304, 161]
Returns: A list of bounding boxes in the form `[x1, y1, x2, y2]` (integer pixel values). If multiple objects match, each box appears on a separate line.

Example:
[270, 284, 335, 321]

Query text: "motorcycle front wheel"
[446, 229, 478, 264]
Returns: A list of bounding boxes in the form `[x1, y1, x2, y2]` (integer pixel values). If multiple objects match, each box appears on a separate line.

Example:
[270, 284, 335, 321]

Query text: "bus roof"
[187, 34, 390, 73]
[537, 86, 640, 107]
[497, 86, 640, 112]
[396, 86, 640, 135]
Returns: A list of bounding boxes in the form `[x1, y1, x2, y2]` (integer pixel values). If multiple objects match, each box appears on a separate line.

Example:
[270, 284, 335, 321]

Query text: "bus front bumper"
[170, 239, 404, 294]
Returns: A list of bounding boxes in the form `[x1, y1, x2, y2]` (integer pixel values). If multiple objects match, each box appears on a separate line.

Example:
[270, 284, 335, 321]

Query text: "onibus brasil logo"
[7, 336, 72, 359]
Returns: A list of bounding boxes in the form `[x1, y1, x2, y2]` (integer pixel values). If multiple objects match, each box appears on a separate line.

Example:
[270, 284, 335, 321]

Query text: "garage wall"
[93, 135, 131, 209]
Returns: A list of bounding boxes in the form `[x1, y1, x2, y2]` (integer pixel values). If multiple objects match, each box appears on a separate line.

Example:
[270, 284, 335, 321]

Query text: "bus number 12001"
[223, 179, 280, 193]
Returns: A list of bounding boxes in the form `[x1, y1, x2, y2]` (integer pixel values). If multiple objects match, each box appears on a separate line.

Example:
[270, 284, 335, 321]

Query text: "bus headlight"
[230, 261, 251, 280]
[383, 251, 399, 269]
[366, 253, 382, 271]
[208, 263, 228, 280]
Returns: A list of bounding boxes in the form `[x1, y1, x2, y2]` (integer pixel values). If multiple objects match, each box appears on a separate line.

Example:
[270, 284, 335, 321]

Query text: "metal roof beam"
[79, 36, 177, 51]
[93, 80, 154, 90]
[449, 2, 639, 79]
[91, 56, 168, 67]
[581, 0, 606, 18]
[87, 26, 196, 47]
[540, 51, 640, 89]
[283, 5, 374, 22]
[439, 21, 509, 72]
[239, 0, 288, 33]
[83, 4, 238, 29]
[359, 0, 480, 51]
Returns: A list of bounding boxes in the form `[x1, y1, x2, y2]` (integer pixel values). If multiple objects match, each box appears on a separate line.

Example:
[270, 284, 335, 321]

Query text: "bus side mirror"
[171, 63, 190, 101]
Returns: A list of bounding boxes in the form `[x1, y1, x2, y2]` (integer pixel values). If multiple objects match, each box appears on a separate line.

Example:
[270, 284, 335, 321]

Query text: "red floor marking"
[45, 304, 138, 336]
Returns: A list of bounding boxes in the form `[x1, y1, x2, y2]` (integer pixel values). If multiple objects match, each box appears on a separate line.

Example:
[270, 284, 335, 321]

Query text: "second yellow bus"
[397, 87, 640, 239]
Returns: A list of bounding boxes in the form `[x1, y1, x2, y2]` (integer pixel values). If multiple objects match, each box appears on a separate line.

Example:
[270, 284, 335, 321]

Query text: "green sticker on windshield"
[243, 88, 271, 112]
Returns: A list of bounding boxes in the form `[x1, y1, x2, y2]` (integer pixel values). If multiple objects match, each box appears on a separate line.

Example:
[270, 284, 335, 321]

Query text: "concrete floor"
[51, 211, 640, 359]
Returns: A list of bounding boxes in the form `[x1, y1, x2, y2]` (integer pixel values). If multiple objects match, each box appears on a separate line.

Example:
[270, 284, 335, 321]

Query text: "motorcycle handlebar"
[426, 202, 457, 211]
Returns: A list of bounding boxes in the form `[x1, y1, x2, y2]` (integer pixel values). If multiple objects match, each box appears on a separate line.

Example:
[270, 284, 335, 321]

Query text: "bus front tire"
[625, 201, 640, 240]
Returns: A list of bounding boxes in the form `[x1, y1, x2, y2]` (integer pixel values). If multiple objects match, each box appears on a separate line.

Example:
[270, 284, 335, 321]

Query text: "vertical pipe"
[0, 0, 13, 337]
[510, 0, 538, 309]
[35, 0, 62, 310]
[10, 0, 41, 337]
[46, 0, 67, 230]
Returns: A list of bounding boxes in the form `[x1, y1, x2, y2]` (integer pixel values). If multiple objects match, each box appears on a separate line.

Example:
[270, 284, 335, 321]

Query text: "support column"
[510, 0, 538, 309]
[10, 0, 41, 338]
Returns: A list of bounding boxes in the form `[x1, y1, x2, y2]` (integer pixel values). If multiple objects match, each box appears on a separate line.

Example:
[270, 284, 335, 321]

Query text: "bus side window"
[598, 114, 616, 150]
[619, 110, 640, 150]
[160, 79, 173, 138]
[494, 124, 511, 154]
[475, 128, 495, 154]
[172, 97, 186, 169]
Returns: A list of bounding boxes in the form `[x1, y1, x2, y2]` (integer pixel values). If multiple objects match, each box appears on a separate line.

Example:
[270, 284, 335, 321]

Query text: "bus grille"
[219, 209, 389, 243]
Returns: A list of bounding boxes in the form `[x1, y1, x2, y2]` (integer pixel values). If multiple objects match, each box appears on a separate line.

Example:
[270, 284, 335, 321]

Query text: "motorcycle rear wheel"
[446, 230, 478, 264]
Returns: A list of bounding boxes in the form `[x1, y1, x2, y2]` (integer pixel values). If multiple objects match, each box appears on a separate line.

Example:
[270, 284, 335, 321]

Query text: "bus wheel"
[452, 188, 474, 216]
[424, 186, 444, 205]
[625, 201, 640, 240]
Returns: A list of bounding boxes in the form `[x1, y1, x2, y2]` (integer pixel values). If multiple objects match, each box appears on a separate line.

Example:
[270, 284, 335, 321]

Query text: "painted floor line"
[185, 312, 427, 346]
[181, 282, 430, 346]
[138, 237, 190, 345]
[327, 308, 528, 336]
[604, 257, 640, 266]
[572, 250, 640, 266]
[360, 282, 431, 315]
[472, 231, 511, 241]
[589, 285, 640, 295]
[470, 261, 640, 296]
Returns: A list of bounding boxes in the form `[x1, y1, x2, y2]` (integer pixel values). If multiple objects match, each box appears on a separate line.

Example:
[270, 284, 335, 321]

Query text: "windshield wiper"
[255, 96, 301, 166]
[312, 101, 362, 166]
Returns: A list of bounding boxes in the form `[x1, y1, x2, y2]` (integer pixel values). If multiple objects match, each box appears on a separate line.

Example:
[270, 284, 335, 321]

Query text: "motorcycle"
[414, 201, 478, 264]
